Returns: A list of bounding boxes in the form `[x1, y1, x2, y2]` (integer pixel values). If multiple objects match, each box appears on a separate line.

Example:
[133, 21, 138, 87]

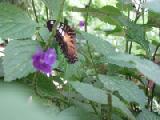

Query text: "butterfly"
[47, 20, 78, 64]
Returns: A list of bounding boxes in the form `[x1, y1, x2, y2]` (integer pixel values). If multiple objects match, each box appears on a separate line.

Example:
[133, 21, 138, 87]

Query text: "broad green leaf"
[99, 75, 147, 107]
[64, 61, 81, 80]
[148, 12, 160, 27]
[105, 26, 124, 36]
[135, 58, 160, 85]
[0, 3, 37, 39]
[39, 27, 51, 41]
[72, 6, 124, 26]
[112, 114, 123, 120]
[42, 0, 62, 18]
[4, 40, 39, 81]
[109, 53, 160, 85]
[106, 56, 136, 68]
[55, 107, 99, 120]
[116, 0, 133, 11]
[64, 53, 85, 80]
[126, 23, 150, 53]
[71, 81, 108, 104]
[80, 32, 135, 68]
[117, 0, 132, 5]
[80, 31, 116, 56]
[137, 109, 160, 120]
[71, 81, 136, 120]
[112, 95, 136, 120]
[36, 73, 58, 96]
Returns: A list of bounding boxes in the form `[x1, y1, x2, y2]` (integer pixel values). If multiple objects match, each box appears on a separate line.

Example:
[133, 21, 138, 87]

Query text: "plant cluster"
[0, 0, 160, 120]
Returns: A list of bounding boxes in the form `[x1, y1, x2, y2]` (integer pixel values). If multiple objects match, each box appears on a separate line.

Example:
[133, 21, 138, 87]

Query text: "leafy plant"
[0, 0, 160, 120]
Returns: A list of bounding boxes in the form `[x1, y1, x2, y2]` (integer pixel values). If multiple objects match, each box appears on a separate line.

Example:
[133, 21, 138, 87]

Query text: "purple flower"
[44, 48, 56, 64]
[32, 48, 56, 75]
[79, 20, 85, 27]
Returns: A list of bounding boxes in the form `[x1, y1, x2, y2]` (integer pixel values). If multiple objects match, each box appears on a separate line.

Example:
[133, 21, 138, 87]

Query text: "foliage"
[0, 3, 37, 39]
[4, 40, 38, 81]
[0, 0, 160, 120]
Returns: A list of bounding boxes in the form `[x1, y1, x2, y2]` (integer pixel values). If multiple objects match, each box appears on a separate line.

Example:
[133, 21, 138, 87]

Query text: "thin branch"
[128, 1, 141, 54]
[107, 93, 112, 120]
[152, 44, 160, 61]
[47, 0, 65, 48]
[45, 6, 49, 20]
[32, 0, 39, 23]
[153, 28, 160, 61]
[84, 0, 99, 115]
[125, 6, 130, 53]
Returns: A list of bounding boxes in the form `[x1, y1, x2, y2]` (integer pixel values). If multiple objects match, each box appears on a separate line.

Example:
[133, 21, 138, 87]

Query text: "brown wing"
[56, 24, 78, 64]
[47, 20, 78, 64]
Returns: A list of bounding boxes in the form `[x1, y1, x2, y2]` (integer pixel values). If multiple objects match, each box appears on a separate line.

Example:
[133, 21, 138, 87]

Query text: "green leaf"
[135, 58, 160, 85]
[39, 27, 51, 41]
[64, 61, 81, 80]
[112, 95, 136, 120]
[148, 12, 160, 27]
[71, 81, 108, 104]
[55, 107, 99, 120]
[137, 109, 160, 120]
[112, 114, 123, 120]
[116, 0, 133, 11]
[71, 81, 135, 120]
[126, 23, 150, 53]
[4, 40, 39, 81]
[72, 6, 124, 26]
[79, 32, 135, 68]
[0, 3, 37, 39]
[105, 26, 124, 36]
[42, 0, 62, 18]
[80, 31, 116, 56]
[99, 75, 147, 107]
[106, 56, 136, 68]
[109, 53, 160, 85]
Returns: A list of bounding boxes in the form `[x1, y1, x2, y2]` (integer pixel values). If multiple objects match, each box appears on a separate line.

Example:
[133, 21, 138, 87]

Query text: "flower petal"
[44, 48, 57, 65]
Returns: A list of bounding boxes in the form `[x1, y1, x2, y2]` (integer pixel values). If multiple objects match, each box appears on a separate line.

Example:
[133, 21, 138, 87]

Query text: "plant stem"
[31, 0, 44, 41]
[125, 7, 130, 53]
[45, 6, 49, 20]
[129, 41, 132, 54]
[107, 92, 112, 120]
[128, 1, 141, 54]
[84, 0, 92, 32]
[153, 28, 160, 61]
[89, 101, 98, 114]
[87, 42, 99, 80]
[125, 41, 129, 53]
[85, 0, 99, 80]
[47, 0, 65, 48]
[84, 0, 99, 115]
[85, 0, 98, 88]
[32, 0, 38, 23]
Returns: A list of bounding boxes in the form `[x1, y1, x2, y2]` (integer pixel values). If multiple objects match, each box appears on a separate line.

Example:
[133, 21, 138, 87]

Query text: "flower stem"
[84, 0, 99, 115]
[32, 0, 38, 23]
[85, 0, 99, 80]
[107, 92, 112, 120]
[45, 6, 49, 20]
[47, 0, 65, 48]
